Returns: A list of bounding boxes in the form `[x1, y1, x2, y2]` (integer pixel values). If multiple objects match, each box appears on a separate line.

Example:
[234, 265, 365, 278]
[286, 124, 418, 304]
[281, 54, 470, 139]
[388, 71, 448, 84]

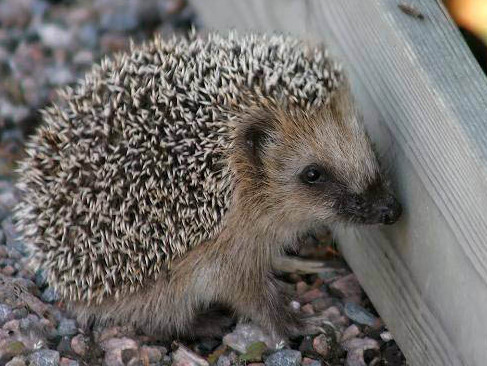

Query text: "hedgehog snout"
[336, 190, 402, 225]
[373, 194, 402, 225]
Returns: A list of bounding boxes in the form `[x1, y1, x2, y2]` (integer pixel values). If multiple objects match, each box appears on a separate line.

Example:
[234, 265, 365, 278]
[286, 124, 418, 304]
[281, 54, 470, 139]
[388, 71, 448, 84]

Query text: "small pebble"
[302, 357, 322, 366]
[5, 357, 26, 366]
[216, 355, 232, 366]
[296, 281, 308, 295]
[318, 268, 344, 283]
[342, 337, 379, 352]
[1, 218, 25, 254]
[0, 304, 13, 326]
[0, 246, 7, 257]
[34, 270, 47, 288]
[70, 335, 87, 356]
[341, 325, 361, 342]
[2, 266, 16, 276]
[102, 337, 138, 366]
[321, 306, 341, 322]
[29, 349, 60, 366]
[172, 344, 209, 366]
[0, 0, 32, 28]
[312, 334, 331, 358]
[97, 326, 123, 343]
[41, 287, 60, 303]
[290, 301, 300, 311]
[37, 24, 73, 49]
[57, 319, 77, 337]
[345, 349, 365, 366]
[344, 302, 379, 327]
[380, 331, 394, 342]
[239, 341, 267, 363]
[223, 323, 275, 353]
[0, 340, 27, 363]
[310, 297, 333, 311]
[329, 274, 362, 299]
[301, 303, 314, 315]
[72, 50, 94, 66]
[59, 357, 79, 366]
[139, 345, 164, 363]
[45, 66, 74, 86]
[57, 336, 72, 354]
[264, 349, 302, 366]
[300, 288, 324, 304]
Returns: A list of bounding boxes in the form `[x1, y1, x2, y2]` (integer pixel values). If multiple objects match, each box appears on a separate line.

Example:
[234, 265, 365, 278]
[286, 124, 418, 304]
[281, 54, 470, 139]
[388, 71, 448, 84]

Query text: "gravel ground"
[0, 1, 407, 365]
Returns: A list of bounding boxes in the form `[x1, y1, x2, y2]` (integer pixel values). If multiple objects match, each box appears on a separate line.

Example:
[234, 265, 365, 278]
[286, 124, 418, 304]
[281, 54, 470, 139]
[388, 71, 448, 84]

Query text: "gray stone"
[344, 302, 378, 327]
[139, 345, 164, 363]
[312, 334, 332, 358]
[0, 0, 32, 28]
[56, 336, 72, 354]
[59, 358, 79, 366]
[57, 319, 77, 337]
[302, 358, 322, 366]
[19, 314, 40, 333]
[265, 350, 302, 366]
[35, 270, 47, 288]
[341, 324, 361, 342]
[345, 349, 366, 366]
[46, 66, 74, 86]
[1, 129, 23, 143]
[6, 356, 27, 366]
[29, 350, 60, 366]
[0, 340, 27, 363]
[223, 323, 276, 353]
[318, 268, 344, 282]
[31, 0, 49, 17]
[77, 24, 98, 48]
[41, 287, 60, 303]
[102, 337, 138, 366]
[0, 304, 13, 326]
[342, 337, 379, 352]
[172, 345, 208, 366]
[380, 331, 393, 342]
[70, 334, 87, 356]
[329, 274, 362, 300]
[72, 50, 94, 66]
[96, 0, 139, 32]
[216, 355, 231, 366]
[0, 183, 18, 222]
[1, 217, 26, 255]
[37, 24, 73, 49]
[12, 308, 28, 320]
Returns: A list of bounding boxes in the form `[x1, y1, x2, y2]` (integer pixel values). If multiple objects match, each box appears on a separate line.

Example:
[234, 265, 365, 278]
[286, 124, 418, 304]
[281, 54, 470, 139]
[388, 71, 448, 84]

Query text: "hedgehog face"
[234, 87, 402, 228]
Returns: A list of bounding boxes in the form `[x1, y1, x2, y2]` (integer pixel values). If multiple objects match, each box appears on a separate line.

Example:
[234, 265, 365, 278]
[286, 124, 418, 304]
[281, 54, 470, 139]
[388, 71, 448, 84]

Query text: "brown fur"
[69, 87, 400, 340]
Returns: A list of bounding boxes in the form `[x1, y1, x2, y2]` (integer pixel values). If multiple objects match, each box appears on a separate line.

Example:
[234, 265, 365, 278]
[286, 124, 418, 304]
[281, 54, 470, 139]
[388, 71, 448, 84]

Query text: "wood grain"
[190, 1, 487, 364]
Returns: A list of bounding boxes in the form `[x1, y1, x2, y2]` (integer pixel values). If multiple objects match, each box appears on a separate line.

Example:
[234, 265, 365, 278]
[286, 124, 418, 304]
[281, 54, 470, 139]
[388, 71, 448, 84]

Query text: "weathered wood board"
[189, 1, 487, 365]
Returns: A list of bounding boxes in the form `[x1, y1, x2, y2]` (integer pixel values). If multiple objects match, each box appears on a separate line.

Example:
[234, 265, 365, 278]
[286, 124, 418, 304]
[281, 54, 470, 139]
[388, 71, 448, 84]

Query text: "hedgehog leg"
[230, 276, 307, 340]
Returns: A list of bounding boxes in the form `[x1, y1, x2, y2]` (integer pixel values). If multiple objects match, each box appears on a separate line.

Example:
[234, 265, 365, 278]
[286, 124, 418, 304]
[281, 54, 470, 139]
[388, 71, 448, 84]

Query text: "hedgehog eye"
[300, 165, 328, 184]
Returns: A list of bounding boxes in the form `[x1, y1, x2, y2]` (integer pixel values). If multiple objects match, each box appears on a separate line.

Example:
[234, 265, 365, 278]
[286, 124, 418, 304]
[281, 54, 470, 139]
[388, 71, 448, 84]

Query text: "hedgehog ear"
[235, 107, 276, 168]
[244, 124, 270, 165]
[329, 84, 354, 120]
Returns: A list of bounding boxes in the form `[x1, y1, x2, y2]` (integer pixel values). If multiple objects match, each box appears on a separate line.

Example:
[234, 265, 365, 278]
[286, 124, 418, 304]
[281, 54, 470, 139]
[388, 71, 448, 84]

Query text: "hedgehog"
[14, 31, 402, 340]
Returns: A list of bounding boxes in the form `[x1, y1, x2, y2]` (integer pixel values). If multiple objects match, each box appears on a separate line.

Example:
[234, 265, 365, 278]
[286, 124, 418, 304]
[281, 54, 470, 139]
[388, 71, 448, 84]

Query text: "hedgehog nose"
[379, 196, 402, 225]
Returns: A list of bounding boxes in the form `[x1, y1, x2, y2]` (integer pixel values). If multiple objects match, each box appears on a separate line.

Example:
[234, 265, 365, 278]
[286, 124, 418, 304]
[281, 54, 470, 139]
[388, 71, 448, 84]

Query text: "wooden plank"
[190, 1, 487, 365]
